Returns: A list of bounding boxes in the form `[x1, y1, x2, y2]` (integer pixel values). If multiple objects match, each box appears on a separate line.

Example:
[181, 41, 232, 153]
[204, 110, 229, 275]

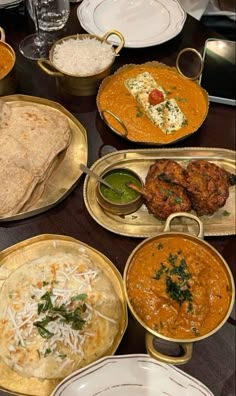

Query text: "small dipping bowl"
[0, 27, 16, 96]
[96, 168, 143, 215]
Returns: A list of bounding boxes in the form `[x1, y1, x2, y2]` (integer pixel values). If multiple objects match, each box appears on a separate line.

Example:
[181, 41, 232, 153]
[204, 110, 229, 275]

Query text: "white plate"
[0, 0, 21, 8]
[51, 354, 214, 396]
[77, 0, 186, 48]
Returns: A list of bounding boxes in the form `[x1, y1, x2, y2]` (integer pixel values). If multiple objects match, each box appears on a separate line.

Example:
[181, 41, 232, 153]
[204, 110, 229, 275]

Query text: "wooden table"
[0, 5, 235, 396]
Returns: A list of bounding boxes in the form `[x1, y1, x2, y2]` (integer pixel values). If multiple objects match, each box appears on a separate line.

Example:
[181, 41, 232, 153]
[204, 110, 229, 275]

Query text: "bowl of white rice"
[37, 31, 124, 96]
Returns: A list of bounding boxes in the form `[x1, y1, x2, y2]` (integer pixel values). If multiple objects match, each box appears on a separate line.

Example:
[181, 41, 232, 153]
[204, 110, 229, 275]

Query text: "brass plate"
[83, 147, 236, 237]
[0, 94, 88, 221]
[0, 234, 128, 396]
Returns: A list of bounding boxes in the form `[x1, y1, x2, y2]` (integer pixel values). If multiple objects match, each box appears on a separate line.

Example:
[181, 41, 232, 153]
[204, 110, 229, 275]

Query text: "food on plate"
[128, 159, 191, 220]
[0, 248, 122, 379]
[126, 235, 232, 339]
[185, 159, 235, 216]
[97, 62, 208, 144]
[52, 37, 114, 76]
[125, 72, 186, 134]
[0, 101, 71, 217]
[0, 42, 14, 79]
[128, 159, 235, 220]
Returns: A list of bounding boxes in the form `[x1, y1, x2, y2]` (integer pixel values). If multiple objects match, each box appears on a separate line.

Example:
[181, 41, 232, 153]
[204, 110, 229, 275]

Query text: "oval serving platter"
[0, 234, 128, 396]
[83, 147, 236, 238]
[51, 354, 214, 396]
[0, 94, 87, 222]
[96, 62, 209, 146]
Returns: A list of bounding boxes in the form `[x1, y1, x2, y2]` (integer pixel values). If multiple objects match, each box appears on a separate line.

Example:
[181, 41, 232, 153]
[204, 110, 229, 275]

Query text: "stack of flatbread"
[0, 100, 71, 217]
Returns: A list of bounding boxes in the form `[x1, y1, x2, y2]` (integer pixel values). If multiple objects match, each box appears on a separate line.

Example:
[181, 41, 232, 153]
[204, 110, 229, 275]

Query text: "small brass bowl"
[96, 167, 143, 215]
[0, 27, 16, 96]
[37, 30, 124, 96]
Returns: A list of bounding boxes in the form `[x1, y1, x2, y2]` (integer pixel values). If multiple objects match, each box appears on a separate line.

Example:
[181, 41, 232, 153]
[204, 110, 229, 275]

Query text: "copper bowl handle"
[163, 212, 204, 239]
[101, 109, 128, 137]
[145, 333, 193, 365]
[0, 27, 6, 42]
[101, 30, 125, 55]
[176, 47, 203, 81]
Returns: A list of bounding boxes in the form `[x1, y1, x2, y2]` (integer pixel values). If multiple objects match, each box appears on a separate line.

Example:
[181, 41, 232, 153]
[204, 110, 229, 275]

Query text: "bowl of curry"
[97, 61, 209, 146]
[0, 27, 16, 96]
[123, 212, 235, 365]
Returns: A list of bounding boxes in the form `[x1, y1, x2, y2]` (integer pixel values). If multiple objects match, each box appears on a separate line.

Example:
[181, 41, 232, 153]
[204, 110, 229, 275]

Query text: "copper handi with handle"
[101, 109, 128, 138]
[123, 212, 235, 365]
[0, 27, 16, 96]
[176, 47, 204, 80]
[38, 30, 125, 96]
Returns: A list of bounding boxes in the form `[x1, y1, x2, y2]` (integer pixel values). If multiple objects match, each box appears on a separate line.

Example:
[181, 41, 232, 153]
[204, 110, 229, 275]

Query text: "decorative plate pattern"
[77, 0, 186, 48]
[51, 354, 214, 396]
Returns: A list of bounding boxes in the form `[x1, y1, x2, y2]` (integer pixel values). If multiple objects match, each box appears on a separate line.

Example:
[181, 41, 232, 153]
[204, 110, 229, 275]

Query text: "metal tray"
[83, 147, 236, 237]
[0, 234, 128, 396]
[0, 95, 88, 221]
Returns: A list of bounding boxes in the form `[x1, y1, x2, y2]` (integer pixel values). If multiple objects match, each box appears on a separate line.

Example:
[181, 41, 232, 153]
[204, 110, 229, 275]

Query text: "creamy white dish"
[0, 248, 122, 379]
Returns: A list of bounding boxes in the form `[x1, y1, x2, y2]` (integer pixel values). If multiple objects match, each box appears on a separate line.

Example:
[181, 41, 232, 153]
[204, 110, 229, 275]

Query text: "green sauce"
[100, 170, 142, 204]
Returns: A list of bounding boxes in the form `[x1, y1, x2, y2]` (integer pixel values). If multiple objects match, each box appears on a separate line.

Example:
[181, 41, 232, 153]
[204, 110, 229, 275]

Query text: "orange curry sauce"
[98, 65, 208, 144]
[0, 43, 14, 79]
[126, 236, 232, 339]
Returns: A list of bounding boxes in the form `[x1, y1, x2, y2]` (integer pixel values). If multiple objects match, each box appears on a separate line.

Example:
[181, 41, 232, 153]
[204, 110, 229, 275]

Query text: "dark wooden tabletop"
[0, 4, 235, 396]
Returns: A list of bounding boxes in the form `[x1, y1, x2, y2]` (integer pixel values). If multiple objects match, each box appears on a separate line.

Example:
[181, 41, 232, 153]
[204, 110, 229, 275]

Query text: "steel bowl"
[123, 212, 235, 365]
[37, 30, 124, 96]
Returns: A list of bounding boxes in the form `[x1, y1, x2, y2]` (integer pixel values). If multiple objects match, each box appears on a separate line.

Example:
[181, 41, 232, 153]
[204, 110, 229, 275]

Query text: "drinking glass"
[28, 0, 70, 32]
[19, 0, 70, 60]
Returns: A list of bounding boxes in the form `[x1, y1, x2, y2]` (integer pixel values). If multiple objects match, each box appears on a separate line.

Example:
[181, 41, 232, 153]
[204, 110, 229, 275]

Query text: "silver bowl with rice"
[38, 31, 125, 96]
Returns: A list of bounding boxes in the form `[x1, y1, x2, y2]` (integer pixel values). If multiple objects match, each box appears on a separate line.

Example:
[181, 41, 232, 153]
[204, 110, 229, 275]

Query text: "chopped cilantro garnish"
[153, 252, 192, 310]
[223, 210, 230, 216]
[156, 242, 163, 250]
[34, 293, 88, 338]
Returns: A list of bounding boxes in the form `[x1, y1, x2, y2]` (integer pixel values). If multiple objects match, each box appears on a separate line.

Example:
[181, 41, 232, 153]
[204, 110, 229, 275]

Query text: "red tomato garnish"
[148, 89, 164, 105]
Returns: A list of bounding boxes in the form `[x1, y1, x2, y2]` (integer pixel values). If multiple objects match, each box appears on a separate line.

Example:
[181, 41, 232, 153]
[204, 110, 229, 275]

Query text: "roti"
[0, 102, 71, 216]
[0, 249, 122, 379]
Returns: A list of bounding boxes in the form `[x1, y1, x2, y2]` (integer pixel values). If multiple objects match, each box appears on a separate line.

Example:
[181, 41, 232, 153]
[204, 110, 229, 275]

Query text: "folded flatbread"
[0, 102, 71, 217]
[0, 250, 122, 379]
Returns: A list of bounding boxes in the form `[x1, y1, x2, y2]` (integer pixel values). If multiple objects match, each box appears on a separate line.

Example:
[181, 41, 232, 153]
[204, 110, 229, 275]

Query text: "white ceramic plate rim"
[51, 354, 214, 396]
[0, 0, 21, 5]
[77, 0, 186, 48]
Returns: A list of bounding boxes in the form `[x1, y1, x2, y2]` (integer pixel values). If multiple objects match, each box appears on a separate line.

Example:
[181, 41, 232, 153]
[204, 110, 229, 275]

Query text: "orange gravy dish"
[97, 62, 208, 145]
[126, 235, 232, 339]
[0, 42, 14, 79]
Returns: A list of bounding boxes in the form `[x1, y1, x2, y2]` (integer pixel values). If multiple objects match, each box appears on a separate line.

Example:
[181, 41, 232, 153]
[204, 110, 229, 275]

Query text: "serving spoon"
[80, 164, 123, 195]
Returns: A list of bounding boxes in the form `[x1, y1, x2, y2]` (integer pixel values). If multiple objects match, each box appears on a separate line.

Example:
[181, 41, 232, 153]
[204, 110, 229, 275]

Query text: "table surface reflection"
[0, 5, 235, 396]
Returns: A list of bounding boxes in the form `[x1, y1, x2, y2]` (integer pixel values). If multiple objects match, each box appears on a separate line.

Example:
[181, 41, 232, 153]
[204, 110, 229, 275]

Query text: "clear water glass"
[28, 0, 70, 32]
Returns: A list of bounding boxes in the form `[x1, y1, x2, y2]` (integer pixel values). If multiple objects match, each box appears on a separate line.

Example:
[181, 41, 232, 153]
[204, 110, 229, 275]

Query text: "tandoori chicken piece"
[128, 159, 191, 221]
[185, 159, 234, 216]
[127, 159, 235, 220]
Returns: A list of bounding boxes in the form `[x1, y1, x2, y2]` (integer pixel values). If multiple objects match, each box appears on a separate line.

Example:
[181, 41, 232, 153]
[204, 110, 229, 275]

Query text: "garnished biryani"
[0, 248, 122, 379]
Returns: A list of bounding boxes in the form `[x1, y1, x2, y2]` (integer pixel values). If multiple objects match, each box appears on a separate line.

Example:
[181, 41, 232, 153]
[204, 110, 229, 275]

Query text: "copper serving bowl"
[96, 167, 143, 215]
[0, 27, 16, 96]
[123, 212, 235, 365]
[37, 30, 124, 96]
